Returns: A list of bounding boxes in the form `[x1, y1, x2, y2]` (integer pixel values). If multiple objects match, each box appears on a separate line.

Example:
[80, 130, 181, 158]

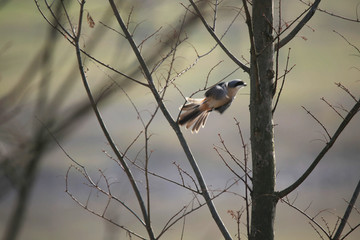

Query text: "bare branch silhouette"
[333, 179, 360, 240]
[65, 166, 147, 240]
[278, 97, 360, 198]
[188, 0, 250, 74]
[108, 0, 232, 238]
[272, 47, 292, 114]
[276, 0, 321, 50]
[69, 1, 155, 238]
[301, 106, 332, 140]
[299, 0, 360, 23]
[281, 197, 330, 239]
[321, 97, 345, 120]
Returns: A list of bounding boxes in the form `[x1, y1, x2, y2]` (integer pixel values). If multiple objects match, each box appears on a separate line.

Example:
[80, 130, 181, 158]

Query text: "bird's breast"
[204, 96, 232, 109]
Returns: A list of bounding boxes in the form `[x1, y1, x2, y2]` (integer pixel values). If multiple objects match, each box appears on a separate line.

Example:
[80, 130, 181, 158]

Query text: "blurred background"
[0, 0, 359, 239]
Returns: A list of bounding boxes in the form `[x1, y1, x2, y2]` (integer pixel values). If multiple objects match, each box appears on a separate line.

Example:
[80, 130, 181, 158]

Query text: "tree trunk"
[250, 1, 277, 240]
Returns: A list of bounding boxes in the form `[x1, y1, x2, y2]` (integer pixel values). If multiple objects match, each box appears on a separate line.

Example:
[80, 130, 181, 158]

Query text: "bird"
[178, 79, 247, 133]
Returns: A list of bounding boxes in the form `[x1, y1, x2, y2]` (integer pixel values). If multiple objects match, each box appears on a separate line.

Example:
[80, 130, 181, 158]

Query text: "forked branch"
[277, 98, 360, 198]
[276, 0, 321, 50]
[108, 0, 232, 239]
[281, 179, 360, 240]
[188, 0, 250, 74]
[72, 1, 155, 239]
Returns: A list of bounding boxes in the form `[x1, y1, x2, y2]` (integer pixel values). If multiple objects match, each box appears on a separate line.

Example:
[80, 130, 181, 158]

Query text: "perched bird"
[178, 79, 247, 133]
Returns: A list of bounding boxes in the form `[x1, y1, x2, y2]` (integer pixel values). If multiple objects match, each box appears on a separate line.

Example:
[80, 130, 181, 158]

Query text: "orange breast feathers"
[202, 94, 232, 110]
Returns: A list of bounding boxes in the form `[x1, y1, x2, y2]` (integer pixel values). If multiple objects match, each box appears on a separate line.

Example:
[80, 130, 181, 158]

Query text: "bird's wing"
[214, 101, 232, 114]
[205, 83, 227, 100]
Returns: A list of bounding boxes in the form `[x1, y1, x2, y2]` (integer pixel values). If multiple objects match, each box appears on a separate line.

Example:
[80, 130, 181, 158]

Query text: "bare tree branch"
[65, 166, 147, 240]
[72, 1, 155, 239]
[281, 197, 330, 239]
[242, 0, 261, 100]
[272, 47, 292, 114]
[234, 118, 251, 238]
[333, 30, 360, 55]
[299, 0, 360, 23]
[188, 0, 250, 74]
[321, 97, 345, 120]
[333, 179, 360, 240]
[276, 0, 321, 50]
[277, 98, 360, 198]
[335, 82, 358, 103]
[34, 0, 149, 87]
[301, 106, 331, 140]
[108, 1, 232, 239]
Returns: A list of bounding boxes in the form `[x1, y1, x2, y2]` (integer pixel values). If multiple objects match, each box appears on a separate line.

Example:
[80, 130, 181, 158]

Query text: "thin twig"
[66, 164, 146, 226]
[158, 205, 187, 238]
[242, 0, 261, 100]
[272, 48, 291, 114]
[35, 0, 147, 87]
[205, 61, 224, 89]
[299, 0, 360, 23]
[273, 0, 282, 99]
[137, 26, 163, 48]
[158, 178, 242, 239]
[120, 152, 199, 193]
[335, 82, 358, 103]
[188, 0, 250, 74]
[173, 162, 200, 192]
[65, 167, 147, 240]
[321, 97, 344, 120]
[213, 146, 248, 188]
[99, 21, 125, 37]
[333, 30, 360, 55]
[301, 106, 331, 140]
[280, 198, 330, 238]
[234, 118, 251, 237]
[212, 0, 219, 30]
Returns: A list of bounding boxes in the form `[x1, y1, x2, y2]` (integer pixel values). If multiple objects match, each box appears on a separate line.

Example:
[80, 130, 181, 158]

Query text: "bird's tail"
[178, 98, 210, 133]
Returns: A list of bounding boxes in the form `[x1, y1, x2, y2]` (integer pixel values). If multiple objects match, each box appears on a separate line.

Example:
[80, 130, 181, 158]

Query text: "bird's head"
[227, 79, 247, 89]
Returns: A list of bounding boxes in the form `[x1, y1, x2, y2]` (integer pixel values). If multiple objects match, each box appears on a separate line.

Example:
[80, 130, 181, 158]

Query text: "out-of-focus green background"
[1, 0, 359, 239]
